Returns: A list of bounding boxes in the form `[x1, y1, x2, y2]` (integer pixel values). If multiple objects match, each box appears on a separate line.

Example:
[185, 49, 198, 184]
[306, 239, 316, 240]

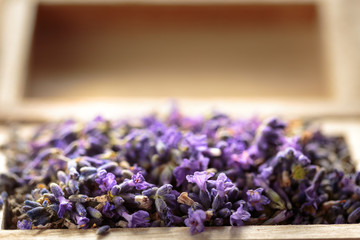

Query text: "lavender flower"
[73, 213, 90, 227]
[186, 171, 214, 192]
[184, 209, 206, 235]
[246, 188, 270, 211]
[230, 204, 251, 226]
[182, 133, 208, 153]
[95, 170, 117, 192]
[122, 210, 150, 228]
[173, 158, 201, 187]
[208, 173, 235, 198]
[17, 220, 32, 230]
[49, 183, 72, 218]
[102, 201, 116, 218]
[231, 151, 254, 170]
[131, 172, 152, 190]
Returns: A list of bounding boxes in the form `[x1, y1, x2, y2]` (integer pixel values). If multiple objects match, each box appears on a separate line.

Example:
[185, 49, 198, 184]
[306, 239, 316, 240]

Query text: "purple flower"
[17, 220, 32, 230]
[184, 209, 206, 235]
[102, 201, 116, 218]
[231, 151, 254, 170]
[246, 188, 270, 211]
[255, 118, 286, 158]
[173, 159, 201, 187]
[208, 173, 235, 198]
[73, 213, 89, 228]
[58, 200, 73, 218]
[277, 147, 310, 166]
[95, 170, 117, 192]
[122, 210, 150, 228]
[186, 171, 214, 192]
[160, 127, 182, 150]
[132, 172, 152, 190]
[182, 133, 208, 153]
[49, 183, 72, 218]
[230, 204, 251, 226]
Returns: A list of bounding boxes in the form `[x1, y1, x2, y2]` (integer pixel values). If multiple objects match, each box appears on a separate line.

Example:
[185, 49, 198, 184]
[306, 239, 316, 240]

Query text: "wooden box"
[0, 0, 360, 239]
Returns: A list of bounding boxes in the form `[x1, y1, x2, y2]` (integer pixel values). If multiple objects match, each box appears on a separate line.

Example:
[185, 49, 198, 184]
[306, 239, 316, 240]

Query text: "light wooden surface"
[2, 225, 360, 240]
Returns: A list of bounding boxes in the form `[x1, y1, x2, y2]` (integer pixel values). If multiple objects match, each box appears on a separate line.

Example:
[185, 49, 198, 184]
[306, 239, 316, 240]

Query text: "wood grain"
[1, 224, 360, 240]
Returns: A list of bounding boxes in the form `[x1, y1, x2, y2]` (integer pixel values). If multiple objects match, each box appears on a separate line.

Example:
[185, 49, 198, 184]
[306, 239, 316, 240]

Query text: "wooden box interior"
[1, 1, 360, 238]
[25, 3, 327, 100]
[0, 0, 359, 121]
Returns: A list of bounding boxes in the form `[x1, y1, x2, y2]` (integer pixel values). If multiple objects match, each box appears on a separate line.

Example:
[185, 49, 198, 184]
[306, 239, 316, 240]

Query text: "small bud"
[49, 183, 64, 198]
[208, 148, 222, 157]
[69, 194, 88, 203]
[212, 194, 223, 211]
[24, 200, 42, 208]
[265, 188, 286, 210]
[205, 209, 213, 221]
[217, 208, 231, 218]
[26, 207, 46, 220]
[87, 207, 103, 220]
[69, 167, 79, 180]
[80, 167, 98, 176]
[199, 190, 211, 209]
[96, 225, 110, 235]
[75, 202, 87, 217]
[113, 196, 125, 206]
[213, 218, 223, 226]
[177, 192, 194, 206]
[281, 171, 291, 187]
[348, 207, 360, 223]
[68, 179, 79, 195]
[135, 195, 153, 210]
[116, 220, 128, 228]
[111, 185, 121, 196]
[122, 170, 134, 179]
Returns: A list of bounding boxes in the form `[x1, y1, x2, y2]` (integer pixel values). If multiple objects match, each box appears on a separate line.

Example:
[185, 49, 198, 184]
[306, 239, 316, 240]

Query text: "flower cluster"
[0, 108, 357, 235]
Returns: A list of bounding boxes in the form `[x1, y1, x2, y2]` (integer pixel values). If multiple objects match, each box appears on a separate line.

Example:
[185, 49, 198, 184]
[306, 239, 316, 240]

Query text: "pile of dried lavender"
[0, 109, 357, 235]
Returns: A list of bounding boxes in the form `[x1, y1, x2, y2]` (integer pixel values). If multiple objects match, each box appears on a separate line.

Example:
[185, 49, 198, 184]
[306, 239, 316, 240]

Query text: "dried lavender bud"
[68, 179, 79, 195]
[24, 200, 42, 208]
[69, 168, 80, 180]
[75, 202, 87, 217]
[87, 207, 102, 220]
[17, 220, 32, 230]
[96, 225, 110, 235]
[69, 194, 88, 203]
[26, 207, 47, 220]
[348, 207, 360, 223]
[135, 195, 152, 210]
[49, 183, 64, 198]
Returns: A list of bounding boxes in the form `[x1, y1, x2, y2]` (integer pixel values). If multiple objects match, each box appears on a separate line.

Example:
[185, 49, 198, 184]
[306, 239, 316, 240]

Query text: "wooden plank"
[1, 224, 360, 240]
[0, 0, 37, 106]
[1, 99, 360, 123]
[37, 0, 317, 6]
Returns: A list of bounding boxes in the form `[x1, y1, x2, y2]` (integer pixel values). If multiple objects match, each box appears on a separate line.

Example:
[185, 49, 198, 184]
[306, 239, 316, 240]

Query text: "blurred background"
[0, 0, 359, 120]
